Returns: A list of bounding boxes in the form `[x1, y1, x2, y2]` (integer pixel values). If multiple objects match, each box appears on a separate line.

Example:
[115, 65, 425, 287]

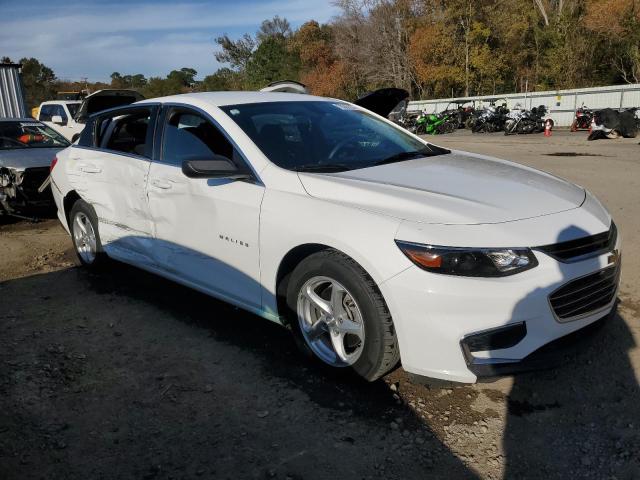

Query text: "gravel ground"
[1, 130, 638, 480]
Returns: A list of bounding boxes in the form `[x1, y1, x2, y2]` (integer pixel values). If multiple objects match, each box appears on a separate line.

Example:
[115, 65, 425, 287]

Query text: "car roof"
[137, 91, 337, 108]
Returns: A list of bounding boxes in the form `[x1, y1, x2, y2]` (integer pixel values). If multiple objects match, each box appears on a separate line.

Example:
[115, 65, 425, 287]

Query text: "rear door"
[146, 105, 264, 309]
[70, 105, 159, 266]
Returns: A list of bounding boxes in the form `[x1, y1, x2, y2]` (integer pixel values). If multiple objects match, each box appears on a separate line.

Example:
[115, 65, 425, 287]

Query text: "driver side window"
[161, 109, 238, 167]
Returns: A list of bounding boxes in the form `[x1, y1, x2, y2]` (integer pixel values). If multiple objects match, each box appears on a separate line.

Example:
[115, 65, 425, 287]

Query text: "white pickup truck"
[37, 89, 143, 142]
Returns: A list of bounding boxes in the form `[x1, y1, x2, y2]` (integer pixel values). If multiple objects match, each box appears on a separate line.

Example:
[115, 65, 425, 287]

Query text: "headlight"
[395, 241, 538, 277]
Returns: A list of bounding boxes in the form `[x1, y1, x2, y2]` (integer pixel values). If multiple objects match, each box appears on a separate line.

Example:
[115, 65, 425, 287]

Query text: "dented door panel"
[147, 161, 264, 308]
[71, 147, 155, 263]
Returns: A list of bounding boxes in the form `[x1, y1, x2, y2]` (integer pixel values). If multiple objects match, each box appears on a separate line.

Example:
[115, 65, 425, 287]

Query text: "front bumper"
[0, 166, 53, 215]
[379, 237, 622, 384]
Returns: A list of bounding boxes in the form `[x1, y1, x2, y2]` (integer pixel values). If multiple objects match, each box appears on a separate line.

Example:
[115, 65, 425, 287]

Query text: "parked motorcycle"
[413, 110, 457, 135]
[504, 104, 553, 135]
[441, 100, 476, 129]
[571, 104, 594, 131]
[471, 102, 509, 133]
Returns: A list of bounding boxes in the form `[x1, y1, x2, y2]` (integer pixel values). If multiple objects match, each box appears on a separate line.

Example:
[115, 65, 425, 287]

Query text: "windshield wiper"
[294, 164, 352, 173]
[374, 146, 450, 166]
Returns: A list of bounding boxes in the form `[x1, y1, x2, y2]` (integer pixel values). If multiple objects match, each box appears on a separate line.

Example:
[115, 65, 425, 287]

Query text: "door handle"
[151, 179, 172, 190]
[79, 164, 101, 174]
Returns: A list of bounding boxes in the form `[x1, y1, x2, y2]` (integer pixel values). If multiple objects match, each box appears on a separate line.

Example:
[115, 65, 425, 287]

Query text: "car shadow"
[499, 226, 639, 479]
[0, 242, 480, 479]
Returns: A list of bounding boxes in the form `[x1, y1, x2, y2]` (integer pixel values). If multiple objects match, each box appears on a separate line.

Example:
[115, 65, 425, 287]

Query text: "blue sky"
[0, 0, 339, 82]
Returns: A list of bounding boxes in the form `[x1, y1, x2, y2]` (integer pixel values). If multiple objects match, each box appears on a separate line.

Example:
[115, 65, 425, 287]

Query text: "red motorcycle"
[571, 105, 594, 131]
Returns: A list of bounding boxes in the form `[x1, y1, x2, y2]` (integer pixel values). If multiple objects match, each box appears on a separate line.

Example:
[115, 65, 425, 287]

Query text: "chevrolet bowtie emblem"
[608, 249, 620, 265]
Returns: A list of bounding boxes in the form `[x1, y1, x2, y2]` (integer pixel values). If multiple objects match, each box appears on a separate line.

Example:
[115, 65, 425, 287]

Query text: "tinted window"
[221, 101, 447, 172]
[101, 108, 153, 157]
[161, 109, 239, 167]
[39, 105, 54, 122]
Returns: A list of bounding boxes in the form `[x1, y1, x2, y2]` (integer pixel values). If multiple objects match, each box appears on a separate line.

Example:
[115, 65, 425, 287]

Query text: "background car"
[36, 89, 144, 142]
[0, 118, 69, 216]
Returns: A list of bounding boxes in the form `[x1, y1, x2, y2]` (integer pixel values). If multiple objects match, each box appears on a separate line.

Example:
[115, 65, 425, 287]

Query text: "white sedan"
[49, 92, 621, 384]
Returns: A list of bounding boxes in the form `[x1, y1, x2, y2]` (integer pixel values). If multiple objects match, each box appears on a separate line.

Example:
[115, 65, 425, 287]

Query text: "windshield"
[220, 101, 448, 172]
[0, 121, 70, 150]
[66, 103, 80, 118]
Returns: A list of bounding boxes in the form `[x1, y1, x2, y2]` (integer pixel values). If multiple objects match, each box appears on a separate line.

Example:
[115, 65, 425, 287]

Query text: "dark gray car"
[0, 118, 70, 216]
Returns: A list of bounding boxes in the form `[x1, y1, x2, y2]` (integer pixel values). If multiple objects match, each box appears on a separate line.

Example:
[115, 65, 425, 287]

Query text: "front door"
[146, 106, 264, 309]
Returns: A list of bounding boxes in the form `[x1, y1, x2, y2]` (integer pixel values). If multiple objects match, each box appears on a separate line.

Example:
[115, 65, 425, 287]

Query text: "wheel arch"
[274, 242, 387, 325]
[275, 243, 331, 324]
[63, 190, 82, 227]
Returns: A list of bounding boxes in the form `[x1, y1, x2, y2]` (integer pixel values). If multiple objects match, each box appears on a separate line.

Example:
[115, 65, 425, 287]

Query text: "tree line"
[3, 0, 639, 108]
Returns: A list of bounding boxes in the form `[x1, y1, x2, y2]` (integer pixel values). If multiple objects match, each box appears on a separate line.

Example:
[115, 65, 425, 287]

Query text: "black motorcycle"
[471, 103, 509, 133]
[504, 105, 552, 135]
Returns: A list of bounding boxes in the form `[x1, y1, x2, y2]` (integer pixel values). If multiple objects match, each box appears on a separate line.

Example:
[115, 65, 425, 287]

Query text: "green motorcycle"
[412, 111, 457, 135]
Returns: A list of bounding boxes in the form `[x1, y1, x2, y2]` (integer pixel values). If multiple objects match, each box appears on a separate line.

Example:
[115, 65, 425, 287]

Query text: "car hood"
[0, 147, 62, 171]
[297, 151, 586, 225]
[75, 89, 144, 123]
[354, 88, 410, 118]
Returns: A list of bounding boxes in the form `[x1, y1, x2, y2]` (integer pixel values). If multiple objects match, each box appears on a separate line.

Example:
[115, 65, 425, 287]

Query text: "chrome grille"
[549, 266, 619, 321]
[537, 223, 617, 262]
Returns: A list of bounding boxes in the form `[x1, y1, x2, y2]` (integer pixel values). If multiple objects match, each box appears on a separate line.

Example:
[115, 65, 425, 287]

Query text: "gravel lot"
[1, 130, 638, 480]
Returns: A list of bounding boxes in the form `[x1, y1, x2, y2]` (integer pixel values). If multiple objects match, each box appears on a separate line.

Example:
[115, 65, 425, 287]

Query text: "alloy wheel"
[296, 276, 365, 366]
[72, 211, 97, 264]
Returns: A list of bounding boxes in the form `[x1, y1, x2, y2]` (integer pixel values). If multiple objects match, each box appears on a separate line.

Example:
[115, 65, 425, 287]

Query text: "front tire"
[286, 250, 400, 381]
[69, 199, 107, 269]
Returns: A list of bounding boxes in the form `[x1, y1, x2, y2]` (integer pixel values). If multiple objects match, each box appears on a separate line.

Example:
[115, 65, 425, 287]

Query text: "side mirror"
[181, 155, 252, 180]
[51, 115, 67, 126]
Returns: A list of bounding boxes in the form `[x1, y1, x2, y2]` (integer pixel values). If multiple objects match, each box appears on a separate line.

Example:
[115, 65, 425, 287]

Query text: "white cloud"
[0, 0, 339, 81]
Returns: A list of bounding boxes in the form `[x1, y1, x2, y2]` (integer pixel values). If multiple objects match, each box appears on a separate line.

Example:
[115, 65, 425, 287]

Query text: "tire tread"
[298, 249, 400, 381]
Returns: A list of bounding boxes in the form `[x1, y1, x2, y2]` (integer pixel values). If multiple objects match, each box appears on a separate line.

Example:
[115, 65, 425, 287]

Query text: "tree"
[584, 0, 640, 84]
[290, 21, 350, 97]
[130, 74, 147, 88]
[19, 57, 57, 108]
[215, 34, 255, 71]
[167, 67, 198, 87]
[142, 76, 183, 98]
[245, 36, 300, 89]
[257, 15, 292, 42]
[199, 68, 244, 91]
[110, 72, 124, 88]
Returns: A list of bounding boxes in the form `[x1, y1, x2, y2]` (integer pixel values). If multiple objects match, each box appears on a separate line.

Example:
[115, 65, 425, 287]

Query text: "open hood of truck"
[75, 89, 144, 123]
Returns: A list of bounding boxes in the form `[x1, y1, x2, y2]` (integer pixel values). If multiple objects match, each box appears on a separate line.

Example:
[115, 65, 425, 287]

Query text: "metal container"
[0, 63, 28, 119]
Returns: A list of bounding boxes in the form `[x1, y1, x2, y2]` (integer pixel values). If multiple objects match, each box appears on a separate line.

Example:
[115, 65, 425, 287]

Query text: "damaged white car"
[0, 118, 70, 217]
[49, 92, 620, 384]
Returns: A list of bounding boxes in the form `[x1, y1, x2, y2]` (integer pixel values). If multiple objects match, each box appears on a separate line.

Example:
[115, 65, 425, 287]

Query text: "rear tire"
[69, 199, 108, 269]
[285, 249, 400, 381]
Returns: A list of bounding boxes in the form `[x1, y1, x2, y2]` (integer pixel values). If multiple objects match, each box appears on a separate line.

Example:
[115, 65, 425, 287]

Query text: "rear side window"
[161, 108, 240, 167]
[99, 107, 155, 158]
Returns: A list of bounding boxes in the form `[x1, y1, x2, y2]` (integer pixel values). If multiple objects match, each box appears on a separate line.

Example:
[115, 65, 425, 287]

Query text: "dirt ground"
[1, 130, 639, 480]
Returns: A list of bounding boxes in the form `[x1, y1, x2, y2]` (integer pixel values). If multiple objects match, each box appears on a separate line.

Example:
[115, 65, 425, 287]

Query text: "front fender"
[259, 189, 410, 318]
